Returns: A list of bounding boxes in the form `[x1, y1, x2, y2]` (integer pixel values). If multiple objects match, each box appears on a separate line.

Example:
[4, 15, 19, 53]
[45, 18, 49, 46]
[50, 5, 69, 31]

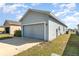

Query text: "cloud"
[60, 3, 76, 10]
[15, 3, 40, 20]
[55, 9, 70, 16]
[53, 9, 72, 22]
[51, 3, 76, 18]
[31, 3, 40, 6]
[0, 3, 41, 21]
[52, 3, 76, 10]
[15, 8, 27, 20]
[1, 3, 28, 14]
[0, 3, 5, 7]
[73, 12, 79, 17]
[51, 3, 79, 29]
[66, 4, 76, 10]
[52, 3, 59, 7]
[11, 3, 28, 8]
[2, 5, 17, 14]
[51, 3, 76, 15]
[16, 14, 23, 20]
[0, 3, 29, 21]
[62, 15, 79, 29]
[63, 16, 79, 25]
[0, 3, 40, 14]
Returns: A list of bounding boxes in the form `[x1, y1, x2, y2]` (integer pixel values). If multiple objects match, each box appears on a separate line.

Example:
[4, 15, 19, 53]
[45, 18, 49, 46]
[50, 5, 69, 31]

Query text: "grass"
[16, 33, 71, 56]
[63, 34, 79, 56]
[0, 34, 13, 39]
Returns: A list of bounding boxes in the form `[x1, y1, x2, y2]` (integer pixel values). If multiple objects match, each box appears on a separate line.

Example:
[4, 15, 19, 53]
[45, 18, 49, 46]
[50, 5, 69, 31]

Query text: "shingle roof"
[4, 20, 21, 26]
[20, 8, 67, 27]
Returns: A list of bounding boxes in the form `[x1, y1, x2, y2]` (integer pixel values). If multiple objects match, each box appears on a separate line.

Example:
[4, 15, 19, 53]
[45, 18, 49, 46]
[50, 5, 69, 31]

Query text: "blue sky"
[0, 3, 79, 29]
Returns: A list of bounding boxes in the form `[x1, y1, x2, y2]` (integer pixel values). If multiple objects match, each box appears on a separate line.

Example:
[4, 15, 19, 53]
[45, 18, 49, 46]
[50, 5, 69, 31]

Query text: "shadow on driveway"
[0, 37, 43, 46]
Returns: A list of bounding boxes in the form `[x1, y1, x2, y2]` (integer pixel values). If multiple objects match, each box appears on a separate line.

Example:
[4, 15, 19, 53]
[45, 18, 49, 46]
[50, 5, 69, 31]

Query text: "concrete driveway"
[0, 37, 43, 56]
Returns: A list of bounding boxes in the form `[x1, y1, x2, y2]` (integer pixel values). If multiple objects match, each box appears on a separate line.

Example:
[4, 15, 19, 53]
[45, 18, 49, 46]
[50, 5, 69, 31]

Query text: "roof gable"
[4, 20, 21, 26]
[20, 8, 67, 27]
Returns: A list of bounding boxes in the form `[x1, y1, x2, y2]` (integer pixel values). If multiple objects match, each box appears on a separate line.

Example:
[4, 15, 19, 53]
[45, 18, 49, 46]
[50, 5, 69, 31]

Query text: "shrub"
[66, 31, 68, 34]
[14, 30, 21, 37]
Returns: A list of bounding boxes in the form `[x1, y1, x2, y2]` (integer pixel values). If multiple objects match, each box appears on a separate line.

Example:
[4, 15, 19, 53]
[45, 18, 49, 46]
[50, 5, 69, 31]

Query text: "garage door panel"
[23, 23, 44, 40]
[24, 25, 32, 37]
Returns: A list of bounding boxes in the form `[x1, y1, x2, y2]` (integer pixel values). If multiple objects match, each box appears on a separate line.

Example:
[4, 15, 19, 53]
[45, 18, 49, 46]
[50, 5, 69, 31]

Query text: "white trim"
[44, 23, 47, 41]
[22, 22, 46, 26]
[21, 25, 23, 37]
[21, 22, 24, 38]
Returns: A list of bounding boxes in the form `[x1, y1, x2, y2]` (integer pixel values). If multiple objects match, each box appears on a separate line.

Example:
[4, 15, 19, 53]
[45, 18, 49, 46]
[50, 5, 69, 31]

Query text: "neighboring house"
[4, 20, 21, 35]
[77, 24, 79, 31]
[76, 24, 79, 35]
[0, 26, 5, 33]
[68, 28, 76, 34]
[20, 9, 67, 41]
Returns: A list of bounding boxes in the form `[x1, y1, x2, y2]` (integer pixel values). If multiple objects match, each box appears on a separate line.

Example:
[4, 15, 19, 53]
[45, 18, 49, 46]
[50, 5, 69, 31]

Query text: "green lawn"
[0, 34, 13, 39]
[16, 33, 71, 56]
[63, 34, 79, 56]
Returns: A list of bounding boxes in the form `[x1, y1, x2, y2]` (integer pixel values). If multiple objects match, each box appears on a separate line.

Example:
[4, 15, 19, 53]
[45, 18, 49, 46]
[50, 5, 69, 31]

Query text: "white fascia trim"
[44, 23, 47, 41]
[21, 23, 24, 38]
[21, 26, 23, 37]
[22, 22, 46, 26]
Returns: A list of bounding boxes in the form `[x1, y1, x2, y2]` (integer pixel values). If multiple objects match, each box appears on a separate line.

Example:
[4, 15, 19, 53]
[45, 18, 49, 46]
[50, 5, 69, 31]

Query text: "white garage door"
[23, 23, 44, 40]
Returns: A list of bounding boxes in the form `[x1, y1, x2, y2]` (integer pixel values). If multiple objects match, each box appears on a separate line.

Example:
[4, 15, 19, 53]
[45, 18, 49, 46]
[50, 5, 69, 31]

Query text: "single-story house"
[0, 26, 5, 33]
[20, 9, 67, 41]
[77, 24, 79, 31]
[4, 20, 21, 35]
[76, 24, 79, 35]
